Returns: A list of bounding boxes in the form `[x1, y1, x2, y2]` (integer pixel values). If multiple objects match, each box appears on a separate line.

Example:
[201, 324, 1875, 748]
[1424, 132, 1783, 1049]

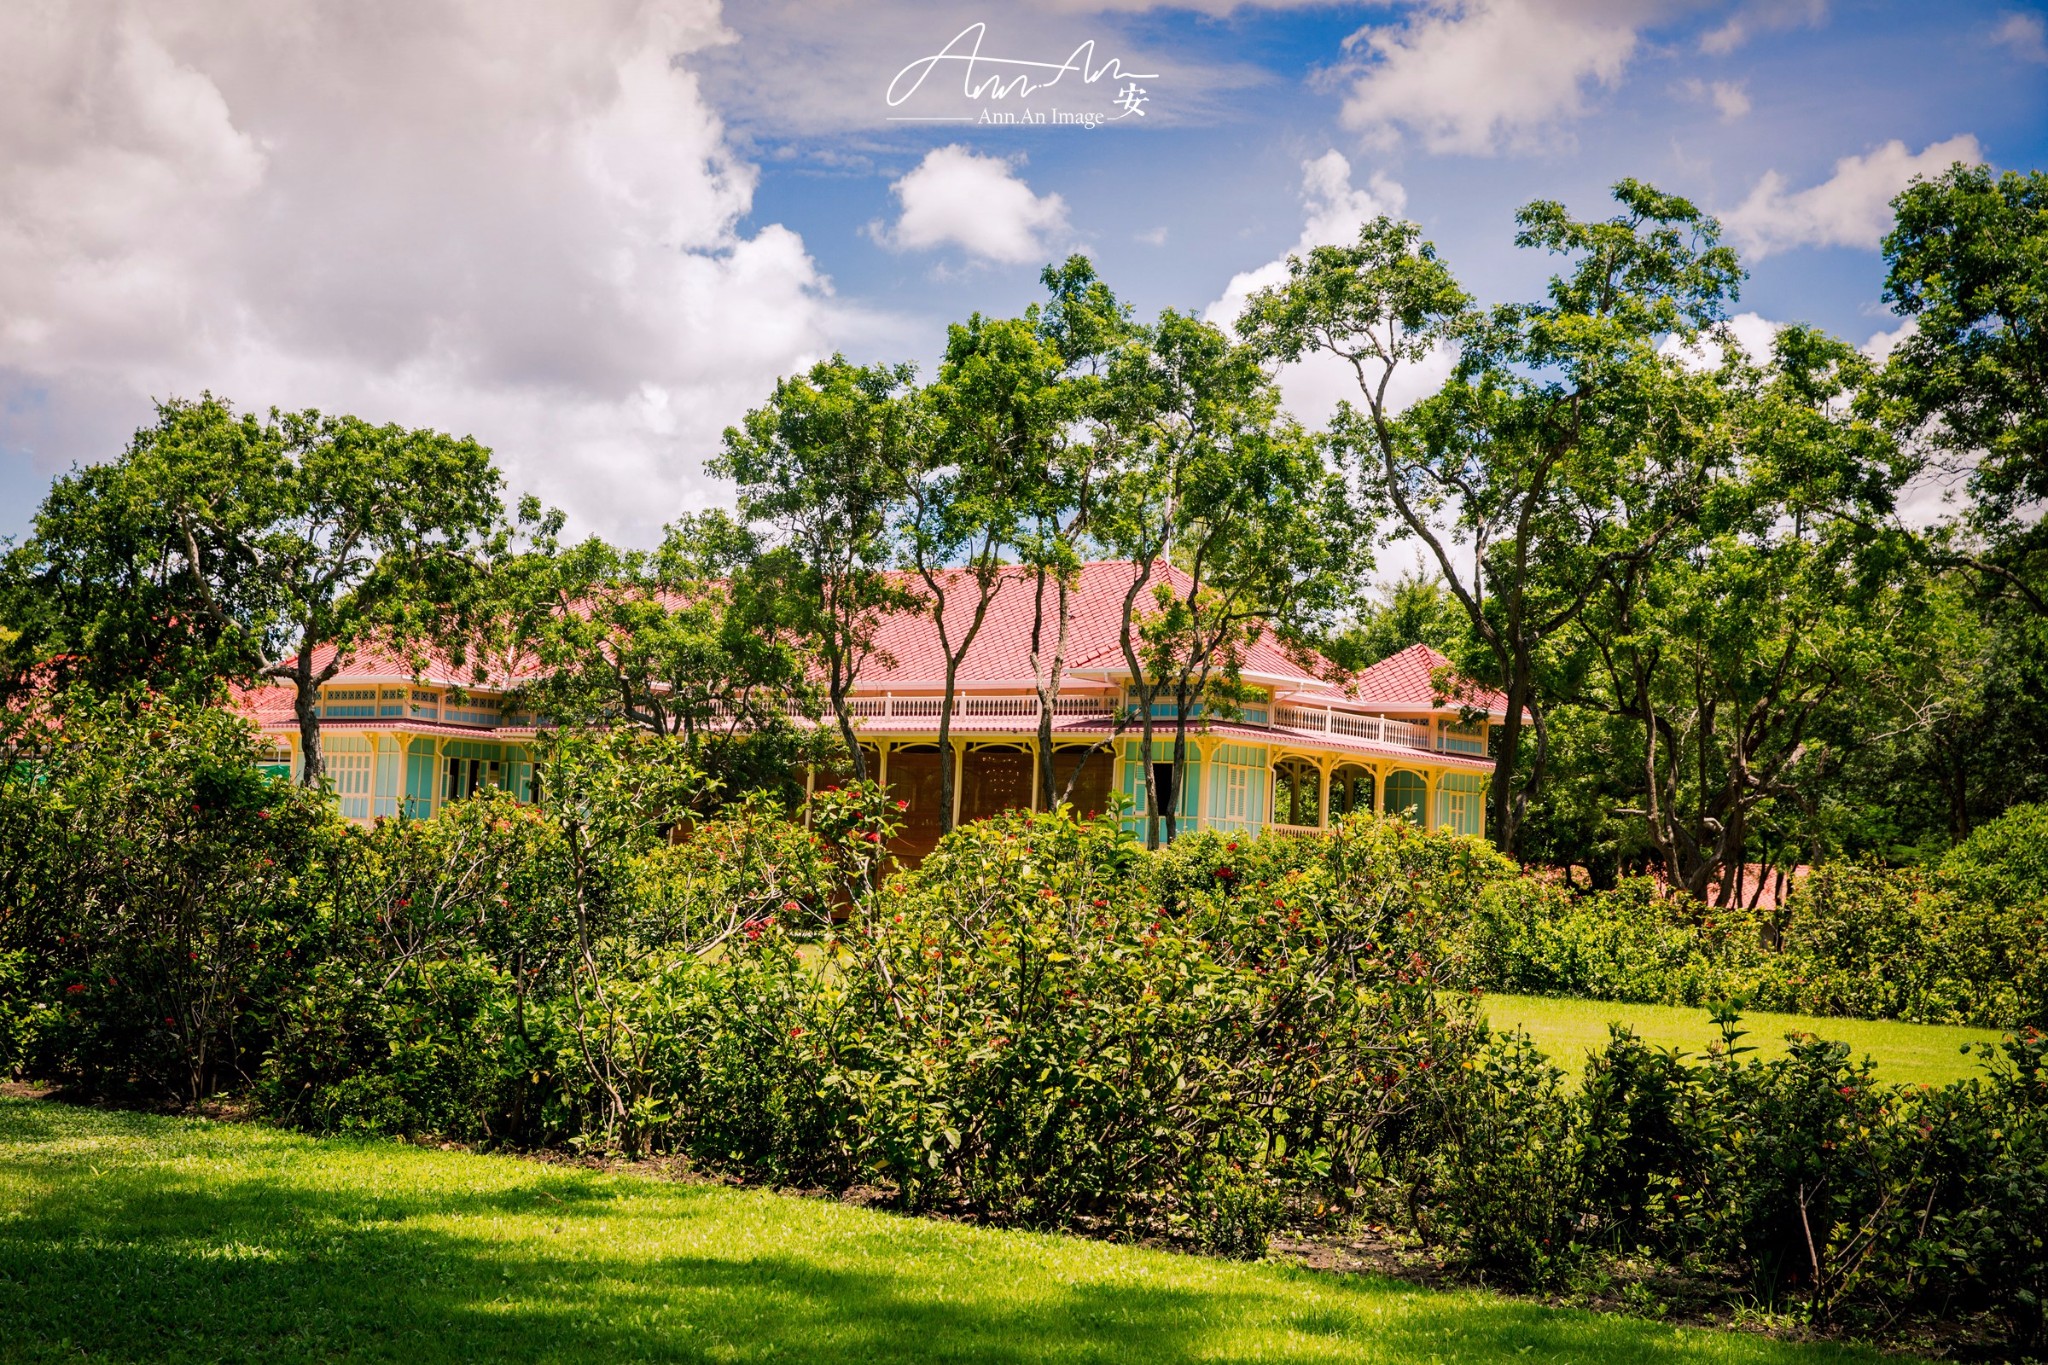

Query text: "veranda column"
[1192, 737, 1215, 832]
[1424, 770, 1441, 831]
[877, 741, 890, 791]
[951, 740, 966, 828]
[1316, 757, 1334, 831]
[1029, 739, 1040, 812]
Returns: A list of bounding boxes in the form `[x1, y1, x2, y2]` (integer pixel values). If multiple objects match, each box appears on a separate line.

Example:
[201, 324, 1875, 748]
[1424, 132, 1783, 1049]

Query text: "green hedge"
[7, 697, 2048, 1349]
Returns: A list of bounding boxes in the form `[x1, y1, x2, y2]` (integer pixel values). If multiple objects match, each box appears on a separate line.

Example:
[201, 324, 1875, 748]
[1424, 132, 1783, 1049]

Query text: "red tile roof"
[863, 562, 1509, 717]
[230, 561, 1510, 728]
[1303, 642, 1512, 717]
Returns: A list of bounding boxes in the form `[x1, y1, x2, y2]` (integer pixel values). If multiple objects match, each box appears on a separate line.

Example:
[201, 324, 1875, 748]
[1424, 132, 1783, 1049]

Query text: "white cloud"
[1203, 152, 1450, 427]
[1700, 0, 1827, 55]
[1334, 0, 1654, 155]
[1990, 11, 2048, 63]
[1861, 317, 1918, 363]
[0, 1, 878, 545]
[1722, 135, 1985, 259]
[1658, 311, 1781, 371]
[1135, 226, 1169, 246]
[872, 145, 1070, 265]
[1679, 77, 1750, 121]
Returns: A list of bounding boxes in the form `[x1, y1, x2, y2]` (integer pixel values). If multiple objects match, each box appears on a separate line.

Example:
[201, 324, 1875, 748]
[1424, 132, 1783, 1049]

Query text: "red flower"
[789, 1026, 806, 1039]
[163, 1016, 175, 1026]
[1228, 842, 1239, 851]
[895, 800, 908, 811]
[781, 900, 801, 913]
[65, 982, 87, 995]
[1215, 866, 1235, 880]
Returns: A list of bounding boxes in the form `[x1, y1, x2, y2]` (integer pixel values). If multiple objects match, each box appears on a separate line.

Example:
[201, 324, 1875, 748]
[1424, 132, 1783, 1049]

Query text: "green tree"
[903, 330, 1032, 833]
[1098, 309, 1360, 845]
[1576, 327, 1920, 897]
[715, 358, 920, 782]
[1010, 257, 1139, 808]
[1240, 184, 1742, 854]
[1871, 164, 2048, 614]
[480, 505, 828, 806]
[2, 397, 504, 788]
[2, 395, 281, 700]
[1319, 570, 1469, 672]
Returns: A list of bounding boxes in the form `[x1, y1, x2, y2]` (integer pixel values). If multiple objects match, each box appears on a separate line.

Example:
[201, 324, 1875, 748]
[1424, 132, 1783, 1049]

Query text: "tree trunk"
[936, 669, 958, 835]
[1030, 573, 1076, 810]
[1489, 669, 1530, 854]
[1166, 703, 1191, 843]
[293, 649, 324, 789]
[832, 684, 866, 783]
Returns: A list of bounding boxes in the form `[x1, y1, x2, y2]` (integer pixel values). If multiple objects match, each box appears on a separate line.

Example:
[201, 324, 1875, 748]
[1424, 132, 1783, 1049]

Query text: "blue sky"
[2, 0, 2044, 545]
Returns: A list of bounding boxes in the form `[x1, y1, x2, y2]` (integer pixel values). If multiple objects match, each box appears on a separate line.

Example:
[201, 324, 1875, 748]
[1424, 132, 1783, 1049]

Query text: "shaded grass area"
[1483, 993, 2007, 1088]
[0, 1098, 1913, 1365]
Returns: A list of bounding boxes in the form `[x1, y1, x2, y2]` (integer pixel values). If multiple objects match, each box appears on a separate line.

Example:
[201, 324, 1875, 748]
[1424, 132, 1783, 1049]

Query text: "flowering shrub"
[0, 691, 340, 1101]
[824, 807, 1475, 1227]
[11, 717, 2048, 1351]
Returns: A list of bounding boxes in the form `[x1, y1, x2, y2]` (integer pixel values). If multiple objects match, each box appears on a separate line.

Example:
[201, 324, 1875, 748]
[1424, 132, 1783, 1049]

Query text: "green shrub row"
[4, 693, 2046, 1350]
[1465, 825, 2048, 1028]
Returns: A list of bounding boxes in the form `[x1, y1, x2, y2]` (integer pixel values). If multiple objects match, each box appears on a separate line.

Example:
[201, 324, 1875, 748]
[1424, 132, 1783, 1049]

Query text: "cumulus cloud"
[1204, 151, 1451, 427]
[0, 1, 861, 544]
[1334, 0, 1653, 155]
[1699, 0, 1827, 55]
[1678, 77, 1751, 121]
[1861, 317, 1918, 363]
[1658, 311, 1781, 371]
[873, 145, 1071, 264]
[1990, 11, 2048, 63]
[1721, 135, 1985, 259]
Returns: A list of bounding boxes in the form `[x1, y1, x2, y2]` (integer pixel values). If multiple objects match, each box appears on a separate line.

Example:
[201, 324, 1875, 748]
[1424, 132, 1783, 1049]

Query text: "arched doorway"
[1330, 764, 1375, 819]
[1271, 757, 1322, 828]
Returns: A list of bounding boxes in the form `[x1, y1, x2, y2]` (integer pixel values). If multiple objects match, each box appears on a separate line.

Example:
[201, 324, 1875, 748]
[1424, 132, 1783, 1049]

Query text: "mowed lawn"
[1483, 993, 2009, 1088]
[0, 1099, 1914, 1365]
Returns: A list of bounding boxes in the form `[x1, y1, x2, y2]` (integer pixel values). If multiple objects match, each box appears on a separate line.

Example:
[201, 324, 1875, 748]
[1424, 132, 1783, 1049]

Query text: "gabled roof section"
[1308, 642, 1512, 718]
[863, 561, 1333, 690]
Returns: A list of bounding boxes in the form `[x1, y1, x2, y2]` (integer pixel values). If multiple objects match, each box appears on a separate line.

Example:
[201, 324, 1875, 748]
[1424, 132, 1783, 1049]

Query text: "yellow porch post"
[877, 740, 890, 791]
[1316, 756, 1334, 831]
[1425, 769, 1441, 832]
[951, 740, 967, 828]
[1029, 739, 1041, 812]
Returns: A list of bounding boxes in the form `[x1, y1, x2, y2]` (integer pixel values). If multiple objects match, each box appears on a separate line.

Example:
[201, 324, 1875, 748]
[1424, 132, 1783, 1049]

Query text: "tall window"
[328, 745, 373, 821]
[1223, 763, 1249, 822]
[443, 757, 501, 802]
[1384, 770, 1427, 823]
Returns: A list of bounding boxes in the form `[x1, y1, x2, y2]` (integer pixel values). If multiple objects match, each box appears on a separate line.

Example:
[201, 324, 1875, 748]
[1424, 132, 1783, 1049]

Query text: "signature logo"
[888, 23, 1155, 126]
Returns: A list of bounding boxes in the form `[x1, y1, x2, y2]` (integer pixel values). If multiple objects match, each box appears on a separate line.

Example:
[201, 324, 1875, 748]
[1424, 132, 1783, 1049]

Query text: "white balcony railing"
[1273, 705, 1435, 751]
[847, 693, 1118, 721]
[700, 692, 1477, 754]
